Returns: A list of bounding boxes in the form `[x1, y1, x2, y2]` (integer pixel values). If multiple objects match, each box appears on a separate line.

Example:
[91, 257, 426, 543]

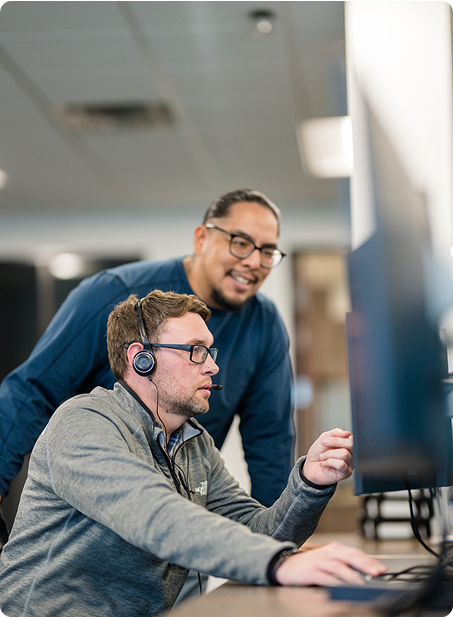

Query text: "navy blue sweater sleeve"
[0, 258, 190, 498]
[0, 271, 129, 497]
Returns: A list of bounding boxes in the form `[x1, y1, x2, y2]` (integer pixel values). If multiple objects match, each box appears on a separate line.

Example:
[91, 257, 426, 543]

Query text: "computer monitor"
[346, 101, 453, 495]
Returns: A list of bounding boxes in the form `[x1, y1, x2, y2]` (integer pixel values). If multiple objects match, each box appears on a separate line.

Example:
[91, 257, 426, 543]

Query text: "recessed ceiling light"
[249, 9, 276, 35]
[297, 116, 354, 178]
[48, 253, 86, 280]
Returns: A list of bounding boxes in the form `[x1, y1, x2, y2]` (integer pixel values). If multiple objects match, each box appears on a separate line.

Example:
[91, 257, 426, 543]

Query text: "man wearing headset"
[0, 290, 385, 617]
[0, 189, 293, 519]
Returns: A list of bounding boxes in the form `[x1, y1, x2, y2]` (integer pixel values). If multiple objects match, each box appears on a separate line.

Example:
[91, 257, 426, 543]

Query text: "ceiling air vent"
[54, 100, 175, 133]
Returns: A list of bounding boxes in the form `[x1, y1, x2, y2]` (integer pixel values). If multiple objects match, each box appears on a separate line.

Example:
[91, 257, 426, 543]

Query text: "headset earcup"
[133, 349, 156, 376]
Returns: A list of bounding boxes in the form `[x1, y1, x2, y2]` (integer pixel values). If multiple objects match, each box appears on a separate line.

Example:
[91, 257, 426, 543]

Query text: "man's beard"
[210, 286, 248, 312]
[169, 397, 209, 419]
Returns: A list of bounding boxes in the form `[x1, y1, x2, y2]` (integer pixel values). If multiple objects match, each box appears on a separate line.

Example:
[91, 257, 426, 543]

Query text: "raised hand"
[303, 428, 353, 486]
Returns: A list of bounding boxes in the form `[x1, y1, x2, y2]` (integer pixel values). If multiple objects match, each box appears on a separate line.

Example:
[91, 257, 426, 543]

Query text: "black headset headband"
[135, 299, 151, 348]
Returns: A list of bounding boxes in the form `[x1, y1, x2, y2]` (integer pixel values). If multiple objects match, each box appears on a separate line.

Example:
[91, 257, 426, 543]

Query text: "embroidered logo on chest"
[194, 481, 208, 496]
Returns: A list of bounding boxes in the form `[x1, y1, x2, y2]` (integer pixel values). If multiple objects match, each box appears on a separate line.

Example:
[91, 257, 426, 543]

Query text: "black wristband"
[267, 548, 299, 585]
[299, 460, 336, 491]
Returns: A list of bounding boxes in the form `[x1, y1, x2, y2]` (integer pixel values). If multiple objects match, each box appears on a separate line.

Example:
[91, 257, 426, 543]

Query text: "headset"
[132, 298, 156, 377]
[132, 297, 223, 390]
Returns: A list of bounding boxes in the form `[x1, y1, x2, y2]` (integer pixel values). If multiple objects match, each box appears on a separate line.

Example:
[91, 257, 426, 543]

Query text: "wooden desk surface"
[308, 531, 438, 556]
[170, 582, 377, 617]
[171, 579, 449, 617]
[169, 534, 443, 617]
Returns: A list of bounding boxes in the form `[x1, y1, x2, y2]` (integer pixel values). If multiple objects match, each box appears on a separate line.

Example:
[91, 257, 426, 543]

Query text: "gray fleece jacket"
[0, 382, 335, 617]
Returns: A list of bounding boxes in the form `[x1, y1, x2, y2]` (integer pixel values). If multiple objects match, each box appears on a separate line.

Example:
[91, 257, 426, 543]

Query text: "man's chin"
[171, 401, 209, 419]
[210, 287, 251, 312]
[186, 407, 209, 419]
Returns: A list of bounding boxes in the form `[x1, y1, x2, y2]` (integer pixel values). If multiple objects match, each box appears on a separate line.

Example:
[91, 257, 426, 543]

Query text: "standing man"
[0, 290, 384, 617]
[0, 189, 293, 514]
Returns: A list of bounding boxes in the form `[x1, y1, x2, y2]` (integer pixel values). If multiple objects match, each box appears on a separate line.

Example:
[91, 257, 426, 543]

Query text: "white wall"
[346, 1, 453, 259]
[346, 0, 453, 366]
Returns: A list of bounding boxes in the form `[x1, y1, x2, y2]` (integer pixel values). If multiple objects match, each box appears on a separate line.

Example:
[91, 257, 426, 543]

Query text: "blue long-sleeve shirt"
[0, 257, 295, 506]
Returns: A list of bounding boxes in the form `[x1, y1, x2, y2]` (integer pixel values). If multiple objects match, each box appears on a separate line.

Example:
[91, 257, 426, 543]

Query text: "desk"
[170, 534, 444, 617]
[171, 582, 384, 617]
[170, 582, 380, 617]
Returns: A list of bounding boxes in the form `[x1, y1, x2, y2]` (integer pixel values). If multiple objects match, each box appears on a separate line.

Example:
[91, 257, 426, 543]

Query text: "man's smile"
[228, 271, 258, 288]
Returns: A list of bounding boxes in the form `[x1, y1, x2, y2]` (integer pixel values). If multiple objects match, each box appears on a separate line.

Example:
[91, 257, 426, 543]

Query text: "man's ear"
[126, 342, 143, 367]
[193, 224, 209, 256]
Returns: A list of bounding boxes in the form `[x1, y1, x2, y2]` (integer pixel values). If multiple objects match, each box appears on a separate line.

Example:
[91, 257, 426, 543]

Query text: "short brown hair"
[107, 290, 211, 380]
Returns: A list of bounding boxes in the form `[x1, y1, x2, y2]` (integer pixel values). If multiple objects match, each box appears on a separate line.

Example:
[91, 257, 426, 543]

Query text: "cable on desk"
[374, 488, 453, 616]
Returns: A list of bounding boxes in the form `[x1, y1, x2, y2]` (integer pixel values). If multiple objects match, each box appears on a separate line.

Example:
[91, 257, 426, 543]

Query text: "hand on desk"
[303, 428, 353, 486]
[275, 542, 386, 587]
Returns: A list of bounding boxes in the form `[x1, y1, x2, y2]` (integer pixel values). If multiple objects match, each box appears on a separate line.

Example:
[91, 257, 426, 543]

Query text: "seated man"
[0, 290, 385, 617]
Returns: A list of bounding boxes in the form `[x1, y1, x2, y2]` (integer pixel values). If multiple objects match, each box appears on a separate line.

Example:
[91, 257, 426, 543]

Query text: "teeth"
[232, 275, 250, 285]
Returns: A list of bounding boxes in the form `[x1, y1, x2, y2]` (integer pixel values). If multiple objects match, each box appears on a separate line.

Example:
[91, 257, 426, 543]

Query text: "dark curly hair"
[202, 189, 281, 234]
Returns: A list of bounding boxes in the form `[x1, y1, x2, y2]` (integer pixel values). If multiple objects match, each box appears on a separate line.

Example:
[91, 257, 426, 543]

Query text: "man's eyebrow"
[187, 338, 214, 347]
[228, 229, 278, 248]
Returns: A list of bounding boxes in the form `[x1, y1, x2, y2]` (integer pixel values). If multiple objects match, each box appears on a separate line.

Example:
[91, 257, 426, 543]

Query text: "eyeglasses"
[149, 343, 218, 364]
[205, 223, 286, 269]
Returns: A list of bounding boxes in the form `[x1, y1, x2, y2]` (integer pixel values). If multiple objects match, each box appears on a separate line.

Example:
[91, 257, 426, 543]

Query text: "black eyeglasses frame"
[205, 223, 286, 268]
[147, 343, 218, 364]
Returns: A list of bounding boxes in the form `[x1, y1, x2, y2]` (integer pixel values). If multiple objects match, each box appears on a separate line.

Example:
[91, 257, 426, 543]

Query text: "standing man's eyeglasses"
[205, 224, 286, 269]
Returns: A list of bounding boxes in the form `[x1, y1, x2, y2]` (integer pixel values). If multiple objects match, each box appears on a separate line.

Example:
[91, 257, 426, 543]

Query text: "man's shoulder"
[69, 256, 188, 312]
[93, 256, 187, 290]
[51, 384, 144, 432]
[54, 386, 115, 416]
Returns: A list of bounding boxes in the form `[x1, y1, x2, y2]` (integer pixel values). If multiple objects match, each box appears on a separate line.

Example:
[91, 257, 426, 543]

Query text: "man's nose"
[203, 355, 219, 375]
[240, 246, 262, 269]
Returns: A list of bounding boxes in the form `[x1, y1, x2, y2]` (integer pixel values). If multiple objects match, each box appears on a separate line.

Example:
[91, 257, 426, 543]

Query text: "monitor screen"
[346, 102, 453, 495]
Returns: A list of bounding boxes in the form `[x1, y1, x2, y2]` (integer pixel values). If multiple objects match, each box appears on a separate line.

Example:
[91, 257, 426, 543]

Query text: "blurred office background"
[0, 2, 451, 536]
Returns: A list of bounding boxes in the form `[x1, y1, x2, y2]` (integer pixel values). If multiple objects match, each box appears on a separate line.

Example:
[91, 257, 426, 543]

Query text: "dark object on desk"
[346, 97, 453, 496]
[377, 569, 453, 617]
[330, 576, 453, 615]
[329, 579, 417, 603]
[329, 551, 453, 616]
